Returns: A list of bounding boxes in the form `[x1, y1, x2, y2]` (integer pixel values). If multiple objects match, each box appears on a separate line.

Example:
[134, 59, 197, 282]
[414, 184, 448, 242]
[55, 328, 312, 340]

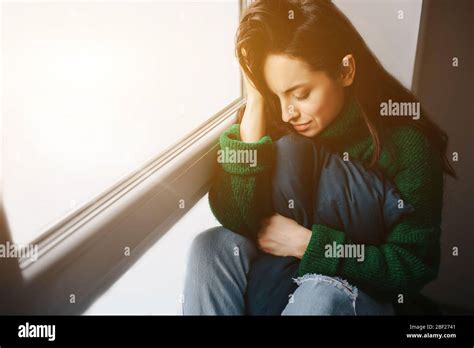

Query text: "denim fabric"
[245, 133, 412, 315]
[183, 226, 394, 315]
[183, 133, 405, 315]
[271, 133, 414, 244]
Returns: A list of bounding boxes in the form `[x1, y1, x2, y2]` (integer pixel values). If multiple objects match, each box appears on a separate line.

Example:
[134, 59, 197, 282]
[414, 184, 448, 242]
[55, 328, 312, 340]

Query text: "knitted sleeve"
[297, 127, 444, 302]
[208, 124, 275, 242]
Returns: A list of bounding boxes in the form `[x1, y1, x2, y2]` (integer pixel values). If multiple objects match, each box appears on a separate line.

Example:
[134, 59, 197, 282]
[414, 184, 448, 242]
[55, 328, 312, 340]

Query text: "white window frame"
[1, 0, 251, 315]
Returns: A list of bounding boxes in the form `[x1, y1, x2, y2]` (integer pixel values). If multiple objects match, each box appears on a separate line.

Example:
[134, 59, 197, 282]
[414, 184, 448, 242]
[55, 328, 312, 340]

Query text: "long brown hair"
[235, 0, 455, 177]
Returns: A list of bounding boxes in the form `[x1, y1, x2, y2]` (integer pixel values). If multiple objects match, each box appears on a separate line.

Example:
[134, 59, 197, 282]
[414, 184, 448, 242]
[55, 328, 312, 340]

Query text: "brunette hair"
[235, 0, 455, 177]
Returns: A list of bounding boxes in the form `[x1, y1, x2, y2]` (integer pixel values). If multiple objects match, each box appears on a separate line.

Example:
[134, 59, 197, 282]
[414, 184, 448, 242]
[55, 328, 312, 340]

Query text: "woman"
[183, 0, 455, 315]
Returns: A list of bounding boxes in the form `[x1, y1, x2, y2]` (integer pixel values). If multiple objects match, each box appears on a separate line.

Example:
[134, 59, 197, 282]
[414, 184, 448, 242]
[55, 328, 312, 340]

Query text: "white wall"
[334, 0, 423, 89]
[85, 193, 218, 315]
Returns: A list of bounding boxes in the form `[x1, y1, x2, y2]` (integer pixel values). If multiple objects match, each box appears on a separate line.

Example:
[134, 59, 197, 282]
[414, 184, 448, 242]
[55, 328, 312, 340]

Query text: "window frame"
[2, 0, 251, 314]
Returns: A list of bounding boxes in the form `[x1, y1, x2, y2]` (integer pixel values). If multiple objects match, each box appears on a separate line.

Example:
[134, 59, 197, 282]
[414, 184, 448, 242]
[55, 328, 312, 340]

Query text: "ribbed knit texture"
[208, 97, 444, 314]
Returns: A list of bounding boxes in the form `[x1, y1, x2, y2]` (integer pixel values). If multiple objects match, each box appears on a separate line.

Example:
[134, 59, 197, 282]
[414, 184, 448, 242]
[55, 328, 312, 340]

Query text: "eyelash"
[295, 93, 309, 101]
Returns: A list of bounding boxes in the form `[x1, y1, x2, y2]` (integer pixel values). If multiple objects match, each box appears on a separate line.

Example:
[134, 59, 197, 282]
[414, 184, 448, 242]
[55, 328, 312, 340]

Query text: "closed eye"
[295, 93, 309, 101]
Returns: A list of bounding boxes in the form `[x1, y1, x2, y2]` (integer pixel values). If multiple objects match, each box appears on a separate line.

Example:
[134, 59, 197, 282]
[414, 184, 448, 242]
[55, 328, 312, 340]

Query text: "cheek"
[302, 85, 342, 123]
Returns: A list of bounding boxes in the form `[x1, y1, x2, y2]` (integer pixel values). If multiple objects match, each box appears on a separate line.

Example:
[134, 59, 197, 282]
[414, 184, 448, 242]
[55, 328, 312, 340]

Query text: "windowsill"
[84, 193, 218, 315]
[13, 99, 243, 314]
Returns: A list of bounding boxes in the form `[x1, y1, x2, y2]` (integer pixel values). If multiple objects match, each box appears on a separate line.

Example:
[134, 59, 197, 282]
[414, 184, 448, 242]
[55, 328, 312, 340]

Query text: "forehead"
[263, 54, 313, 94]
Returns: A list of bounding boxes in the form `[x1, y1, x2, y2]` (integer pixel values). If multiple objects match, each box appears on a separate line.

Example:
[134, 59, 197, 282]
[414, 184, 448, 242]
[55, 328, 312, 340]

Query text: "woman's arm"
[296, 127, 444, 302]
[208, 68, 275, 242]
[239, 71, 266, 142]
[208, 123, 274, 242]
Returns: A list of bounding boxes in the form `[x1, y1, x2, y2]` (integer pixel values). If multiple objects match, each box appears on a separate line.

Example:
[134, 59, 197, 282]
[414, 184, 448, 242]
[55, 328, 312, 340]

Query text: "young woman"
[182, 0, 455, 315]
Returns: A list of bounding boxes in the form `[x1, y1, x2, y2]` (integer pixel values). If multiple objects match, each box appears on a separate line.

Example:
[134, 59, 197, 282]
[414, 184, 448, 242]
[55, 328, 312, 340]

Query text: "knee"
[273, 134, 320, 178]
[189, 226, 224, 253]
[187, 226, 253, 267]
[283, 275, 358, 315]
[274, 133, 314, 158]
[272, 134, 317, 203]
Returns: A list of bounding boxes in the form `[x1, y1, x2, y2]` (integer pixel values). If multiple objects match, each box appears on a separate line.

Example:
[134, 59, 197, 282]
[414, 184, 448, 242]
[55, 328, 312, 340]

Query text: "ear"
[339, 54, 356, 87]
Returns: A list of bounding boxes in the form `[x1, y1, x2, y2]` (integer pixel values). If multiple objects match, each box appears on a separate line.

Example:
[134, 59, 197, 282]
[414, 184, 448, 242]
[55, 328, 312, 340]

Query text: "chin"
[299, 126, 320, 138]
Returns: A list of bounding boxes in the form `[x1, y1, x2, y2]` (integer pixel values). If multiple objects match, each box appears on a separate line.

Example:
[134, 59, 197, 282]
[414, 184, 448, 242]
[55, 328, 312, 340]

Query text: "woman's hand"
[239, 59, 267, 143]
[242, 66, 264, 105]
[257, 213, 312, 259]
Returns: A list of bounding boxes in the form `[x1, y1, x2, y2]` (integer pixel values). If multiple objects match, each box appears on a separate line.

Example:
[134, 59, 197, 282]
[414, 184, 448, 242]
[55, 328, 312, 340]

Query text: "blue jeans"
[183, 134, 399, 315]
[182, 226, 394, 315]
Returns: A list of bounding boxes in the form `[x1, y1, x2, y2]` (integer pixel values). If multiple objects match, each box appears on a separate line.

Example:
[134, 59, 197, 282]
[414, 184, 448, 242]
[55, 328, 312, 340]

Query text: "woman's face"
[263, 54, 346, 137]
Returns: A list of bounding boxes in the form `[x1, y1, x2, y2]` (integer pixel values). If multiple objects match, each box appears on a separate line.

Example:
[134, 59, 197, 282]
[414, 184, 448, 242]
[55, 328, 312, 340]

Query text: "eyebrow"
[282, 83, 306, 94]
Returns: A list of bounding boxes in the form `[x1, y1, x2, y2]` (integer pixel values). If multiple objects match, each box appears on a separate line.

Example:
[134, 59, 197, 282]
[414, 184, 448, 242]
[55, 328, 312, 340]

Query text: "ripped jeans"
[182, 134, 396, 315]
[182, 226, 394, 315]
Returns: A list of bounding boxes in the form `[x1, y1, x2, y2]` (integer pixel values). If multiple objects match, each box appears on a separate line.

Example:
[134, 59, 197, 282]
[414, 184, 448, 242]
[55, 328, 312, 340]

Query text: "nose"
[281, 100, 299, 123]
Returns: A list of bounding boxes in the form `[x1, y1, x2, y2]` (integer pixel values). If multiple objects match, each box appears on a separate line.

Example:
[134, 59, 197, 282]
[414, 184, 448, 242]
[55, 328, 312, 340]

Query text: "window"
[2, 0, 241, 245]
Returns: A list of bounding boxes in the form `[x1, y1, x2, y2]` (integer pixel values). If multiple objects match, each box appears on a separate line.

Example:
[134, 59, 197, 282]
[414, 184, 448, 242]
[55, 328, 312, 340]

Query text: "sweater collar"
[314, 95, 365, 141]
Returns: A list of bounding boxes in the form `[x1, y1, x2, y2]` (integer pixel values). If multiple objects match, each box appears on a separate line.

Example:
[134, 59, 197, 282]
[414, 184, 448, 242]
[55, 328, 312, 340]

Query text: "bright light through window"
[2, 0, 241, 245]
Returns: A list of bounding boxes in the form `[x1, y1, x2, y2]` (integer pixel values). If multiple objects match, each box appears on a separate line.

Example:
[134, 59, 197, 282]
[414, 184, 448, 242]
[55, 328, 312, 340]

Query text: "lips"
[293, 120, 312, 132]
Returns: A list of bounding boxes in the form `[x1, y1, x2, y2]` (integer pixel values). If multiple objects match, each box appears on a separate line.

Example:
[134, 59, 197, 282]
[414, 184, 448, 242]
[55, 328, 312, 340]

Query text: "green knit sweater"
[208, 98, 444, 314]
